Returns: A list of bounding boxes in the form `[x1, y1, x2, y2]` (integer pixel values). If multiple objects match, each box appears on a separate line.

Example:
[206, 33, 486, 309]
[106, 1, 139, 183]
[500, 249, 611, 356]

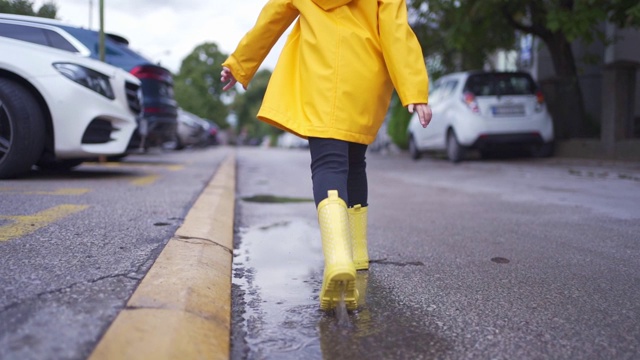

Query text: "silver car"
[408, 71, 555, 162]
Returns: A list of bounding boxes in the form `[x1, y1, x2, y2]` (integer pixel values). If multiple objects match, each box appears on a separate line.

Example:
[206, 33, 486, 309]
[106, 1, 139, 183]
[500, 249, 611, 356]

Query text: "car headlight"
[53, 63, 115, 99]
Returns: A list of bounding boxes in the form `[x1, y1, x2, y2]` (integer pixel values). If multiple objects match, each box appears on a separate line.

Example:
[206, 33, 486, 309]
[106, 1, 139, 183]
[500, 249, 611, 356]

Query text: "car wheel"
[446, 130, 465, 163]
[408, 135, 421, 160]
[0, 79, 45, 179]
[174, 137, 185, 151]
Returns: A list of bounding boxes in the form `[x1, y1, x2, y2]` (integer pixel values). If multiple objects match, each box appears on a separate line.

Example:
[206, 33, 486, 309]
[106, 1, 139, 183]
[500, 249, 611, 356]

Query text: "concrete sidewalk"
[555, 139, 640, 162]
[89, 152, 236, 360]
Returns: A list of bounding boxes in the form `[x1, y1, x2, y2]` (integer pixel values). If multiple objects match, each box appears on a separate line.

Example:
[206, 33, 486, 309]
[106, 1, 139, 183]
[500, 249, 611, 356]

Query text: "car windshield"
[464, 73, 536, 96]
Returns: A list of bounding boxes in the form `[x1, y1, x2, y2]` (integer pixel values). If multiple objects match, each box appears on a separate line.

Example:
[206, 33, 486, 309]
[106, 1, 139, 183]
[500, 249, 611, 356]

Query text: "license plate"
[491, 104, 525, 116]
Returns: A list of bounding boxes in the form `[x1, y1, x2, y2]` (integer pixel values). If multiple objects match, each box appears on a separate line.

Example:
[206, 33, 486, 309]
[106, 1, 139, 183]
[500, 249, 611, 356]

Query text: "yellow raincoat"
[222, 0, 429, 144]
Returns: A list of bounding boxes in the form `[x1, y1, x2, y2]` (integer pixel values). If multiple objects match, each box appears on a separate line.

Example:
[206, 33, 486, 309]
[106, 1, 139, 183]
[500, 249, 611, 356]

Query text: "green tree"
[407, 0, 640, 139]
[408, 0, 516, 76]
[386, 92, 413, 149]
[174, 42, 230, 128]
[36, 1, 57, 18]
[497, 0, 640, 137]
[231, 69, 281, 144]
[0, 0, 57, 18]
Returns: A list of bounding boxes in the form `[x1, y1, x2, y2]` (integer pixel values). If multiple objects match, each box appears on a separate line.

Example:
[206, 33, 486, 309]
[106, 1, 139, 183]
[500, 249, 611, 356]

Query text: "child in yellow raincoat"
[221, 0, 432, 311]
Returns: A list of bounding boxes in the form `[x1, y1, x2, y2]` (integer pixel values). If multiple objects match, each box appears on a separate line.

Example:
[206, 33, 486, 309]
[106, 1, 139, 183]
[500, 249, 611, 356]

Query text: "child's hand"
[221, 67, 237, 91]
[408, 103, 432, 128]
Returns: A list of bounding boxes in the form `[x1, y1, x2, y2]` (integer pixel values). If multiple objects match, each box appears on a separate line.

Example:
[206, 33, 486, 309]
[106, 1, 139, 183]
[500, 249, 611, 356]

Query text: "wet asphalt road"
[232, 147, 640, 360]
[0, 147, 229, 360]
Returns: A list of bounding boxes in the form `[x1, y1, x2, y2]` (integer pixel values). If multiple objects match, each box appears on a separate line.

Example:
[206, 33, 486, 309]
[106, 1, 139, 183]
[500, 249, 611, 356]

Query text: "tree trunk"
[541, 33, 589, 139]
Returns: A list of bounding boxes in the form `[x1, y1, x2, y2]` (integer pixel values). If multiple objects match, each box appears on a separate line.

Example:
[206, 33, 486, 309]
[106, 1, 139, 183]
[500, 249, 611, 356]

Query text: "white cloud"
[35, 0, 290, 73]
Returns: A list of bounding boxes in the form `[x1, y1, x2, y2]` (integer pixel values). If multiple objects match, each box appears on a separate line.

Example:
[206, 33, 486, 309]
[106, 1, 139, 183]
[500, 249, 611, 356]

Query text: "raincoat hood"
[311, 0, 352, 10]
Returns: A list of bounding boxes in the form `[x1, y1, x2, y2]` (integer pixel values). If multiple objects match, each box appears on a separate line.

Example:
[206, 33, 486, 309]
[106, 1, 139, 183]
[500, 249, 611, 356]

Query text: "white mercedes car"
[0, 36, 141, 178]
[408, 71, 555, 162]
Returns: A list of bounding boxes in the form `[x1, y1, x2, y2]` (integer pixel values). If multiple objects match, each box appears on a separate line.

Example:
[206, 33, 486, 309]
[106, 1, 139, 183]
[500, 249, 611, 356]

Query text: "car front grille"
[125, 81, 142, 115]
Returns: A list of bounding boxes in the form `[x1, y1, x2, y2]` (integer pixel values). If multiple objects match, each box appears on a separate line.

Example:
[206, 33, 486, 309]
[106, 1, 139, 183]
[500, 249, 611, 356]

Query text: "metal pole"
[88, 0, 93, 29]
[99, 0, 105, 62]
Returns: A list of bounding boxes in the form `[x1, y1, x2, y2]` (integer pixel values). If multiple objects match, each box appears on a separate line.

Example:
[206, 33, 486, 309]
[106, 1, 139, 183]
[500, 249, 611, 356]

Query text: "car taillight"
[462, 91, 480, 113]
[535, 90, 545, 112]
[144, 107, 163, 114]
[130, 65, 171, 82]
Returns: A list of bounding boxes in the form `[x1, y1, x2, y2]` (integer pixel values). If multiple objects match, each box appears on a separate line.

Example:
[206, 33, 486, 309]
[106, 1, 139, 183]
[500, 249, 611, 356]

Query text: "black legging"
[309, 137, 368, 207]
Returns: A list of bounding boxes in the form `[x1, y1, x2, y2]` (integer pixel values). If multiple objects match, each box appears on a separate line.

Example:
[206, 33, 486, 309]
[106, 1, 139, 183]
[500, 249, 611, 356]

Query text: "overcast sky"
[34, 0, 289, 73]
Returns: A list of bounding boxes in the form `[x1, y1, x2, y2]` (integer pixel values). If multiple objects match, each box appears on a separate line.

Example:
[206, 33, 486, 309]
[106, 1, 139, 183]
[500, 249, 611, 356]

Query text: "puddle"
[232, 218, 454, 359]
[233, 219, 325, 358]
[491, 257, 510, 264]
[241, 195, 314, 203]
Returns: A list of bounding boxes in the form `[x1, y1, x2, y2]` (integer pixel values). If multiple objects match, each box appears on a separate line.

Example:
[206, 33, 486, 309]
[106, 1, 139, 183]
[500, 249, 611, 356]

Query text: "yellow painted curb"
[90, 152, 236, 360]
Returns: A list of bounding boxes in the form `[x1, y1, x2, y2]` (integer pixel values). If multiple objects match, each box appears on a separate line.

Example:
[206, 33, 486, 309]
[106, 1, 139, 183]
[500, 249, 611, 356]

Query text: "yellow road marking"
[26, 188, 91, 196]
[84, 162, 184, 171]
[131, 174, 160, 186]
[0, 188, 90, 195]
[0, 204, 89, 242]
[166, 165, 184, 171]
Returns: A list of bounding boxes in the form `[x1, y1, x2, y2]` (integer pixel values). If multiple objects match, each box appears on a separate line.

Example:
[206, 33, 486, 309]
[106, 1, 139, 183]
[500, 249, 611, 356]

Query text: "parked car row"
[0, 13, 180, 151]
[277, 132, 308, 149]
[0, 14, 220, 179]
[0, 34, 141, 178]
[173, 108, 218, 150]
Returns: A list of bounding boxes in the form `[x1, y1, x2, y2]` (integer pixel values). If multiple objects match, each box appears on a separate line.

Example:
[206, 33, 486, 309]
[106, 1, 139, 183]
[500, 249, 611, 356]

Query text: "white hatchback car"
[408, 71, 555, 162]
[0, 37, 141, 178]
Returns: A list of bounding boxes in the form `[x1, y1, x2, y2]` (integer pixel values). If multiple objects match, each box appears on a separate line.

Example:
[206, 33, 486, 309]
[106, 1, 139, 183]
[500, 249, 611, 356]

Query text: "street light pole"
[99, 0, 105, 62]
[88, 0, 93, 29]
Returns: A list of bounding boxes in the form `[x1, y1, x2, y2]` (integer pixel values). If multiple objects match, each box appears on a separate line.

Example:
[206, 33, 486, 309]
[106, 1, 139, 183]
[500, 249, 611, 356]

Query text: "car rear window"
[464, 73, 536, 96]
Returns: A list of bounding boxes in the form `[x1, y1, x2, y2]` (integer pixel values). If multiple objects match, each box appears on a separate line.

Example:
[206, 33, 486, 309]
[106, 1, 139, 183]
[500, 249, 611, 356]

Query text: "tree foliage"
[231, 69, 281, 144]
[0, 0, 57, 18]
[408, 0, 517, 77]
[386, 93, 413, 149]
[405, 0, 640, 139]
[174, 42, 230, 128]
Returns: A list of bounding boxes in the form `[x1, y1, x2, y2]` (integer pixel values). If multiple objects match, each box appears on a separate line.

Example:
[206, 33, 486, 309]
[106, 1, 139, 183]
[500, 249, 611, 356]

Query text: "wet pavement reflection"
[231, 217, 451, 360]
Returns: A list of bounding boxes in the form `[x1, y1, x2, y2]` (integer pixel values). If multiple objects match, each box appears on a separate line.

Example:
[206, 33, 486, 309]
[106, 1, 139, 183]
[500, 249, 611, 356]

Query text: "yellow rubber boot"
[348, 205, 369, 270]
[317, 190, 358, 311]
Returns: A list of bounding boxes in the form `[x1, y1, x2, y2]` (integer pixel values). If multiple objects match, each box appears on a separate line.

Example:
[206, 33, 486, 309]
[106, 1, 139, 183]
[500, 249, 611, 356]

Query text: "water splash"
[335, 282, 352, 328]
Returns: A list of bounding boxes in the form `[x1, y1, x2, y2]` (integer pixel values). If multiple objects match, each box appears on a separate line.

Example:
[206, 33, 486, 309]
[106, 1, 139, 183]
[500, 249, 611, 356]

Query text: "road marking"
[80, 161, 185, 186]
[166, 165, 184, 171]
[84, 162, 185, 171]
[0, 204, 89, 242]
[0, 188, 90, 195]
[26, 188, 91, 195]
[131, 174, 161, 186]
